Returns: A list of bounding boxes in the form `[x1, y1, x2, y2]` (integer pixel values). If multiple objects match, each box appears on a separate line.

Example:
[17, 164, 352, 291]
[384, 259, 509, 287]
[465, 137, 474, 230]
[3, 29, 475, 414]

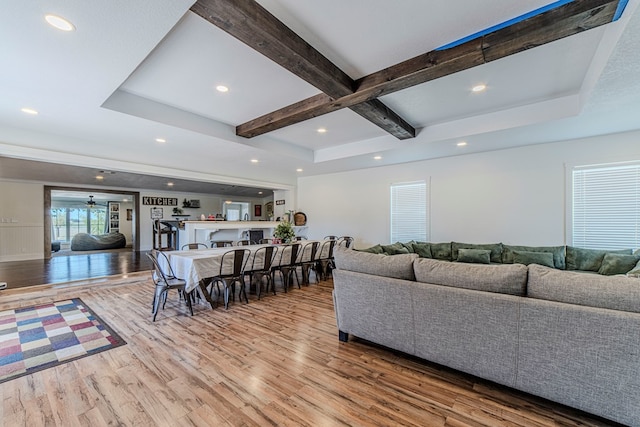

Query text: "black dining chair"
[209, 249, 251, 309]
[316, 238, 337, 280]
[147, 250, 193, 321]
[181, 243, 208, 250]
[271, 243, 301, 292]
[324, 235, 338, 240]
[258, 238, 272, 244]
[244, 245, 276, 299]
[337, 236, 354, 248]
[299, 241, 320, 285]
[236, 240, 256, 246]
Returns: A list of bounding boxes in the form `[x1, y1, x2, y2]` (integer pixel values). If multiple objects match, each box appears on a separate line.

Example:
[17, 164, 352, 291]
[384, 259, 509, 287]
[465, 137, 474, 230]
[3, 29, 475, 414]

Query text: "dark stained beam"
[190, 0, 416, 139]
[236, 0, 620, 138]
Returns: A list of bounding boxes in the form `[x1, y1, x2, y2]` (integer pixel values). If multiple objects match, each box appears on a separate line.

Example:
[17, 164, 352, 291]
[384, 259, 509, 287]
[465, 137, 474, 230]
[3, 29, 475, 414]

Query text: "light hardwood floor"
[0, 273, 622, 427]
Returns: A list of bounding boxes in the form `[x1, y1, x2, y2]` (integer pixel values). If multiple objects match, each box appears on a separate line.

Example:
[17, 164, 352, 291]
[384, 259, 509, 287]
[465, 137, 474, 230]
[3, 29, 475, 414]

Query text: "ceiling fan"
[86, 195, 97, 208]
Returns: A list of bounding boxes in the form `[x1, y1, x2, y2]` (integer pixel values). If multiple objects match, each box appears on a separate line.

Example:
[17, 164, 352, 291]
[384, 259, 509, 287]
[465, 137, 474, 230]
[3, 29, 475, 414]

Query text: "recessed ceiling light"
[225, 200, 232, 204]
[21, 107, 38, 115]
[45, 14, 75, 32]
[317, 128, 327, 134]
[167, 182, 174, 187]
[471, 84, 486, 93]
[122, 198, 128, 202]
[155, 138, 166, 143]
[95, 175, 104, 180]
[373, 155, 382, 160]
[296, 168, 303, 172]
[258, 191, 263, 195]
[250, 159, 259, 163]
[457, 141, 468, 146]
[216, 85, 229, 93]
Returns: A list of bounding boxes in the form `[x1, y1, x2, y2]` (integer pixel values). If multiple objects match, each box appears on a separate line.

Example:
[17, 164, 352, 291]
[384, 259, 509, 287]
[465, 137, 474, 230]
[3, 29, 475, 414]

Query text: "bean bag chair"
[71, 232, 126, 251]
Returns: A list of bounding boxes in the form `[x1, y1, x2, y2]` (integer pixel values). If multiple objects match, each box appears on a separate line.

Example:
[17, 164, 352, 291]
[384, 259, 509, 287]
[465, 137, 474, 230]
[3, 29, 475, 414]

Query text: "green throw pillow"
[356, 244, 384, 254]
[399, 241, 415, 253]
[502, 245, 565, 269]
[456, 248, 491, 264]
[381, 243, 410, 255]
[411, 242, 432, 258]
[598, 253, 640, 275]
[452, 242, 503, 263]
[627, 259, 640, 277]
[513, 250, 555, 268]
[430, 242, 452, 261]
[566, 246, 632, 271]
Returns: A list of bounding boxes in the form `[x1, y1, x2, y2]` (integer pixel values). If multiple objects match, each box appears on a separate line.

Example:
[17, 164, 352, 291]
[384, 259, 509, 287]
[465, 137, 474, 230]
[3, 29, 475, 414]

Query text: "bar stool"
[153, 220, 176, 251]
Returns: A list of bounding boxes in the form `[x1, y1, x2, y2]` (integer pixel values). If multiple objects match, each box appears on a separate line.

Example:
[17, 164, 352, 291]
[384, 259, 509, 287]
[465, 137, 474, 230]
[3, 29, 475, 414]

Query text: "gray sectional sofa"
[332, 246, 640, 426]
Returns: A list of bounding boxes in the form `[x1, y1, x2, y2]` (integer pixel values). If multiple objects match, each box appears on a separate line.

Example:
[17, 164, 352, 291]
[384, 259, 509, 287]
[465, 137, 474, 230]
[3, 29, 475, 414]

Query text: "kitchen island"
[180, 220, 308, 246]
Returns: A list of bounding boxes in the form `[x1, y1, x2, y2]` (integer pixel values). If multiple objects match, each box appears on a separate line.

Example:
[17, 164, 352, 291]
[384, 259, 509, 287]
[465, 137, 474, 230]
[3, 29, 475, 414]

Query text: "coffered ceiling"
[1, 0, 639, 196]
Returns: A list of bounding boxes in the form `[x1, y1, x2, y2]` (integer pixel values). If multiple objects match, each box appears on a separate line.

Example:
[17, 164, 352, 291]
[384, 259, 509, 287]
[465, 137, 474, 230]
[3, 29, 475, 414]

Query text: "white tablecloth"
[164, 241, 330, 292]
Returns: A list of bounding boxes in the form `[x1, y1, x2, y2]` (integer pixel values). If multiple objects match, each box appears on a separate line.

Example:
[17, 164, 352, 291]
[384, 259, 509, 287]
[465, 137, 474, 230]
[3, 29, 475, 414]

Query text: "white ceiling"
[1, 0, 640, 196]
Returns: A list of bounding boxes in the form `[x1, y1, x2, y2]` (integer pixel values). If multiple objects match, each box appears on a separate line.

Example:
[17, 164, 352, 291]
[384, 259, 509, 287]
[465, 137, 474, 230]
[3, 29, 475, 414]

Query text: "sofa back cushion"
[527, 264, 640, 313]
[333, 247, 418, 281]
[502, 244, 565, 269]
[413, 258, 528, 296]
[452, 242, 503, 263]
[565, 246, 631, 272]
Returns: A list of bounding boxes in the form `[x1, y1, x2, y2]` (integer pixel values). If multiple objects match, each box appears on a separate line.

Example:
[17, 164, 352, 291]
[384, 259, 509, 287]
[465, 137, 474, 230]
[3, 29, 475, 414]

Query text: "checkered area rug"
[0, 298, 126, 383]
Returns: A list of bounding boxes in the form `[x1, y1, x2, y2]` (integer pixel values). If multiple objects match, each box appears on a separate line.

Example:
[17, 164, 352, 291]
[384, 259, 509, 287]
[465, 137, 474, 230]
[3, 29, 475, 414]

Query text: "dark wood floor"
[0, 250, 152, 289]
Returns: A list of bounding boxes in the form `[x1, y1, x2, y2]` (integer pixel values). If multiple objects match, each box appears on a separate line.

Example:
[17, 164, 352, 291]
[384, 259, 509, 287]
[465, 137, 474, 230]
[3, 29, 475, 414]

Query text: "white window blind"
[572, 163, 640, 250]
[390, 181, 428, 243]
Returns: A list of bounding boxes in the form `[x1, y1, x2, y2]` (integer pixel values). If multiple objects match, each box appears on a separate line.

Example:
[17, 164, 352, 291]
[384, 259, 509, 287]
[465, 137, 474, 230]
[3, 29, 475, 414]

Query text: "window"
[390, 180, 428, 243]
[50, 205, 107, 243]
[572, 162, 640, 250]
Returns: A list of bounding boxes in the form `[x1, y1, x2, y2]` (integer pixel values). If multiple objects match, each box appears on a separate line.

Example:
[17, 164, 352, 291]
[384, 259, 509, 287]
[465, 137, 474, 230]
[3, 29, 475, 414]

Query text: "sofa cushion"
[411, 242, 432, 258]
[456, 248, 491, 264]
[381, 242, 410, 255]
[527, 264, 640, 313]
[565, 246, 632, 272]
[334, 247, 418, 281]
[598, 253, 640, 276]
[355, 244, 384, 254]
[413, 258, 528, 296]
[513, 250, 555, 268]
[452, 242, 503, 263]
[502, 245, 565, 269]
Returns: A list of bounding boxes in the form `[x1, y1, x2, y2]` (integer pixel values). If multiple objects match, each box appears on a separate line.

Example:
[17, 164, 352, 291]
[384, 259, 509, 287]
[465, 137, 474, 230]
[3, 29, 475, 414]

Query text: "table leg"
[198, 279, 216, 309]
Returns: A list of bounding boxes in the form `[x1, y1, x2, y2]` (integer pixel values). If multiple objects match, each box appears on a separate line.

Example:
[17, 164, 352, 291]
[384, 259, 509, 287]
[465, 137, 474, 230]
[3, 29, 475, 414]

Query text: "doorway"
[44, 186, 140, 259]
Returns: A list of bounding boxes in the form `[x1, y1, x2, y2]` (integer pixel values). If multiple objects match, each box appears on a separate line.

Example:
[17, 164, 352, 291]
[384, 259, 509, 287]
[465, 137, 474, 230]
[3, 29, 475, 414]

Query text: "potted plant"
[273, 221, 295, 243]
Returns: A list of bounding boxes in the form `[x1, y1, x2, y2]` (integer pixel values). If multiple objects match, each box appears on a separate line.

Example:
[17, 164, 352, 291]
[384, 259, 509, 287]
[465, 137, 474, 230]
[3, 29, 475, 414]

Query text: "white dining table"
[163, 241, 330, 297]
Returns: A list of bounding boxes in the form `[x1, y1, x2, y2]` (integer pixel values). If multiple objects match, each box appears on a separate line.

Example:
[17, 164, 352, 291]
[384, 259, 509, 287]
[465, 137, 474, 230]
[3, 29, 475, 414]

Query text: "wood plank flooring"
[0, 250, 151, 289]
[0, 275, 623, 427]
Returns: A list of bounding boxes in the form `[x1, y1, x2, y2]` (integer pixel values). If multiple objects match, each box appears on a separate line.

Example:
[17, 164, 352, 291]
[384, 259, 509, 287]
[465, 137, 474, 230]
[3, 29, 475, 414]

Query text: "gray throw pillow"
[457, 248, 491, 264]
[513, 250, 555, 268]
[598, 253, 640, 275]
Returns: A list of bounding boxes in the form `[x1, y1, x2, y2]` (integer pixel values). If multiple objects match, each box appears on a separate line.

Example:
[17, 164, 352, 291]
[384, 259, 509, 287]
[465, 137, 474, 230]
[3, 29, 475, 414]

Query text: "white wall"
[297, 130, 640, 248]
[0, 181, 44, 261]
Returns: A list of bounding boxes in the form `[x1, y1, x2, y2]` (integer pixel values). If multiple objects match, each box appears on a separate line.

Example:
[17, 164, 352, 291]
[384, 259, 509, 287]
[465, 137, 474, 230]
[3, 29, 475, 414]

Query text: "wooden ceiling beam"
[191, 0, 416, 139]
[235, 0, 620, 139]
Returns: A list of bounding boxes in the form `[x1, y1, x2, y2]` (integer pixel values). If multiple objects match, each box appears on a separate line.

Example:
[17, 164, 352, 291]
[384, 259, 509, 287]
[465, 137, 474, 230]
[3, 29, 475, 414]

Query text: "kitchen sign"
[142, 197, 178, 206]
